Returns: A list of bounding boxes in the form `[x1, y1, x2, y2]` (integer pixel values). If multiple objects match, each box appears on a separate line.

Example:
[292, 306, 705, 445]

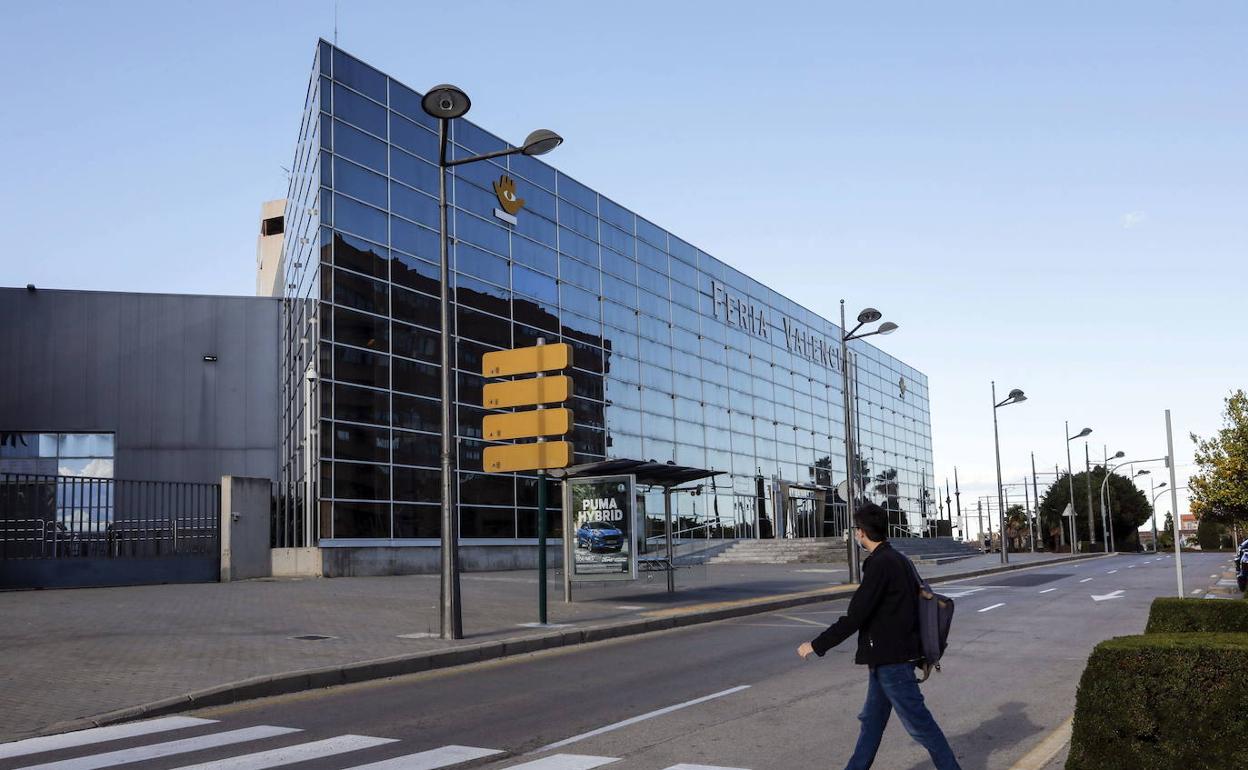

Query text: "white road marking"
[517, 623, 575, 629]
[169, 736, 396, 770]
[1107, 570, 1118, 574]
[532, 686, 750, 754]
[0, 719, 219, 761]
[15, 727, 301, 770]
[774, 613, 827, 627]
[978, 603, 1006, 613]
[1092, 590, 1125, 602]
[342, 745, 502, 770]
[1210, 574, 1219, 578]
[614, 606, 645, 611]
[1192, 589, 1204, 594]
[795, 568, 842, 573]
[1079, 578, 1093, 583]
[1127, 565, 1135, 569]
[505, 756, 619, 769]
[1039, 588, 1058, 594]
[397, 633, 438, 639]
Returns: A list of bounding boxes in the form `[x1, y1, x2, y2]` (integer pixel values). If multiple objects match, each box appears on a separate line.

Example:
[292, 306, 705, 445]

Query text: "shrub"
[1145, 597, 1248, 633]
[1066, 633, 1248, 769]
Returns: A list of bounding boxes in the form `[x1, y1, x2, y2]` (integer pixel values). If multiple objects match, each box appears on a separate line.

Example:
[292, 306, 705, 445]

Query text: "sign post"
[480, 341, 573, 625]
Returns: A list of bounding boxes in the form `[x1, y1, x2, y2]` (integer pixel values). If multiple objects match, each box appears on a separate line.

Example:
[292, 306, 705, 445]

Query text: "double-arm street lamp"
[840, 301, 898, 583]
[1065, 423, 1092, 552]
[991, 384, 1027, 564]
[1098, 459, 1161, 552]
[1150, 482, 1188, 550]
[422, 84, 564, 640]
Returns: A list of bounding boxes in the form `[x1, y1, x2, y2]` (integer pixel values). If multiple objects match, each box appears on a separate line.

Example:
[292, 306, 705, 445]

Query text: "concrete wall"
[0, 287, 281, 485]
[255, 199, 286, 297]
[221, 475, 273, 582]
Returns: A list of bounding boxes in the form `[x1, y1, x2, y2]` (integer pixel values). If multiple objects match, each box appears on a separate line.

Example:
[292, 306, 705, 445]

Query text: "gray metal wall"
[0, 288, 281, 485]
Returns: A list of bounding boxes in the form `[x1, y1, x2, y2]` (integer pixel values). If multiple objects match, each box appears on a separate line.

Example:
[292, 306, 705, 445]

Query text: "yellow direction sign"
[483, 440, 573, 473]
[483, 375, 572, 409]
[483, 408, 573, 441]
[482, 343, 572, 378]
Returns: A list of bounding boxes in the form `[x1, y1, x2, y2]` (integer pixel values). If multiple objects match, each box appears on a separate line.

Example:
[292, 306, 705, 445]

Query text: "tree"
[1196, 518, 1227, 550]
[1190, 389, 1248, 527]
[1158, 512, 1175, 550]
[1037, 468, 1151, 550]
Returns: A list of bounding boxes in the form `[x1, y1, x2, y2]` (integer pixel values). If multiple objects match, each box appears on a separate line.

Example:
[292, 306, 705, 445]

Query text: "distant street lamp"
[992, 384, 1027, 564]
[423, 84, 563, 640]
[1098, 458, 1162, 552]
[1065, 424, 1092, 553]
[840, 301, 898, 583]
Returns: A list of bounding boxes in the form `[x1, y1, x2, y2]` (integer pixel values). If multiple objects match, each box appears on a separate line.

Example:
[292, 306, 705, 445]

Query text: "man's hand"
[797, 641, 816, 660]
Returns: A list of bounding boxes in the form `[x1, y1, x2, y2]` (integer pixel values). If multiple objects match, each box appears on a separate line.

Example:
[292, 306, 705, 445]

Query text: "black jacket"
[810, 541, 922, 666]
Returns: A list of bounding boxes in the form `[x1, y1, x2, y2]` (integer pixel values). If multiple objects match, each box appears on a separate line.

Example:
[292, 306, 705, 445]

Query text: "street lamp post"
[991, 383, 1027, 564]
[422, 84, 563, 640]
[1065, 423, 1092, 553]
[1094, 449, 1124, 551]
[1150, 480, 1166, 551]
[839, 301, 897, 583]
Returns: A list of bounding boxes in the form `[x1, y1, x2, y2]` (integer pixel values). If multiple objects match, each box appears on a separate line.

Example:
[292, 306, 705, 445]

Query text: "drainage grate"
[290, 634, 336, 641]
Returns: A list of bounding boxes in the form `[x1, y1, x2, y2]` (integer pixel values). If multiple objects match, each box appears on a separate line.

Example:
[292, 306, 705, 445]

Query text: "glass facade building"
[276, 41, 935, 549]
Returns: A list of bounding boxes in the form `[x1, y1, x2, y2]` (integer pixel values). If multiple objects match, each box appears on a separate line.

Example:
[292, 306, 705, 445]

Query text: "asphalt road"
[1, 552, 1228, 770]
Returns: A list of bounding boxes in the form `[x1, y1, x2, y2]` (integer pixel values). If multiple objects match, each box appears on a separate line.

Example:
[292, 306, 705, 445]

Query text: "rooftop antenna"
[334, 0, 338, 45]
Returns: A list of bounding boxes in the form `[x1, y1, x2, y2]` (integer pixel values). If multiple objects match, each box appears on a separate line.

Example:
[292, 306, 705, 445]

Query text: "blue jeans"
[845, 663, 961, 770]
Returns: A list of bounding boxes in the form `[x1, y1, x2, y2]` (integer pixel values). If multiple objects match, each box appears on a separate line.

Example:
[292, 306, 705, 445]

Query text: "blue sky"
[2, 1, 1244, 536]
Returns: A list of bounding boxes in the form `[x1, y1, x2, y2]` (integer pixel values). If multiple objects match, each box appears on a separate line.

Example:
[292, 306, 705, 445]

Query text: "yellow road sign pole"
[536, 338, 549, 626]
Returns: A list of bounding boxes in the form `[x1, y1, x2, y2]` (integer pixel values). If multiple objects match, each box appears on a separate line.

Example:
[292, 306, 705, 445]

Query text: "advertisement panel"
[563, 474, 637, 582]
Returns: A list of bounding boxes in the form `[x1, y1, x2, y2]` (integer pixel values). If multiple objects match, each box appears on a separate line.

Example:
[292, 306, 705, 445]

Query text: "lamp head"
[1112, 450, 1125, 459]
[1007, 389, 1026, 403]
[422, 84, 471, 120]
[877, 321, 899, 335]
[521, 129, 563, 156]
[1158, 482, 1167, 489]
[1136, 470, 1151, 477]
[1077, 427, 1092, 438]
[857, 308, 883, 324]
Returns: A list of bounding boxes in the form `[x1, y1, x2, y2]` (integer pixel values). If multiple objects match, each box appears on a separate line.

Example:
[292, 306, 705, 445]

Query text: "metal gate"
[0, 474, 221, 589]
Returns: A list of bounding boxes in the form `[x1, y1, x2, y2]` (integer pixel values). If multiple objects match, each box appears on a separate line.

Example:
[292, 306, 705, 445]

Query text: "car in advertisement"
[576, 520, 624, 552]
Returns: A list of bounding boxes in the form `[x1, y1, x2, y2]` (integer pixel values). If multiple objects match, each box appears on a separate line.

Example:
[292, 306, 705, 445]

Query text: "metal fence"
[0, 474, 220, 560]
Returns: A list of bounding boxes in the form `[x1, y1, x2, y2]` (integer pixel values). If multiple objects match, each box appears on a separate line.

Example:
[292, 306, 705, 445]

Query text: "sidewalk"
[0, 550, 1092, 742]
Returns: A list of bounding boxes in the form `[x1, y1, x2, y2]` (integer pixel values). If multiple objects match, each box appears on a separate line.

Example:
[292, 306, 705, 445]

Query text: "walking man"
[797, 503, 961, 769]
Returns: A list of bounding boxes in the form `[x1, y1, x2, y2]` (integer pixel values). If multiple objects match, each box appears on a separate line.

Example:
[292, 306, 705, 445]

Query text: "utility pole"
[954, 468, 963, 542]
[1023, 477, 1034, 552]
[977, 499, 985, 551]
[1085, 443, 1097, 545]
[1031, 452, 1041, 551]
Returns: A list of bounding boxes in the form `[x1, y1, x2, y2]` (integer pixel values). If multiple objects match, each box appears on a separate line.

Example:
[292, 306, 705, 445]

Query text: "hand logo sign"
[493, 174, 525, 216]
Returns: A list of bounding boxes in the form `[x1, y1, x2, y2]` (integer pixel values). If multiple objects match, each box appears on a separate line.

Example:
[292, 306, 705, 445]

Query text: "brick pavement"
[0, 550, 1078, 741]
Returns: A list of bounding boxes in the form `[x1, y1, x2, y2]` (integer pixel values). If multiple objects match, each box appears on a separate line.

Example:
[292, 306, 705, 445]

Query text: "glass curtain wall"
[278, 41, 936, 544]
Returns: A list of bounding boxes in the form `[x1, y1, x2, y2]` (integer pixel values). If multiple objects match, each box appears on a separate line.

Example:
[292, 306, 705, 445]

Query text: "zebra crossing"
[0, 717, 747, 770]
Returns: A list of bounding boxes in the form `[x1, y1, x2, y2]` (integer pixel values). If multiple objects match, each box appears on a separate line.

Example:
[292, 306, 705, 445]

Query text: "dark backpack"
[906, 557, 955, 682]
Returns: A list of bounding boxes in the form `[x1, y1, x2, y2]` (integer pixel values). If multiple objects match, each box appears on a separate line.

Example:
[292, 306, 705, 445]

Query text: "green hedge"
[1145, 597, 1248, 633]
[1067, 633, 1248, 769]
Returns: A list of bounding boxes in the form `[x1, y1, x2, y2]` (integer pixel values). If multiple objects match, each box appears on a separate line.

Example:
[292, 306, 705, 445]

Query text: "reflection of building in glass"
[276, 41, 935, 560]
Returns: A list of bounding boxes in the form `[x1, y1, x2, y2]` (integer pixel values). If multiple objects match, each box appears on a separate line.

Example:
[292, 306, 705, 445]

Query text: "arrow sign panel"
[482, 343, 572, 378]
[483, 441, 573, 473]
[483, 408, 572, 441]
[483, 376, 572, 409]
[1091, 590, 1124, 601]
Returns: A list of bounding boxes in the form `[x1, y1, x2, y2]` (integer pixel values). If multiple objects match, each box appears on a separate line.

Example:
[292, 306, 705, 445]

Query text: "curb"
[38, 552, 1107, 738]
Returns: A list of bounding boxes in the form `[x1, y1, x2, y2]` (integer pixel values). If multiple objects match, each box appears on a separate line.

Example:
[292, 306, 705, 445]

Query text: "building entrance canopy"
[549, 459, 722, 490]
